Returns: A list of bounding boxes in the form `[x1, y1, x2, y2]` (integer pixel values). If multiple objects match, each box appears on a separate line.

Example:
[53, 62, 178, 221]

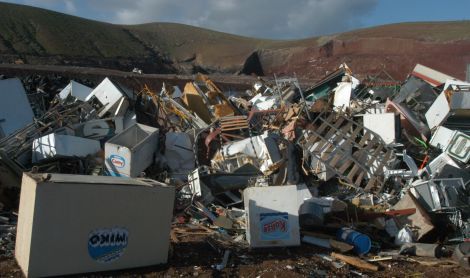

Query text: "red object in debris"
[419, 155, 430, 170]
[215, 207, 226, 216]
[263, 219, 287, 233]
[384, 208, 417, 216]
[176, 215, 187, 224]
[282, 120, 296, 141]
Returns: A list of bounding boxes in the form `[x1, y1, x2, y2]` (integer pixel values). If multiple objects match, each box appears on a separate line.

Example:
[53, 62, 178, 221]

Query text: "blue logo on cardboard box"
[110, 155, 125, 168]
[88, 227, 128, 263]
[260, 212, 289, 240]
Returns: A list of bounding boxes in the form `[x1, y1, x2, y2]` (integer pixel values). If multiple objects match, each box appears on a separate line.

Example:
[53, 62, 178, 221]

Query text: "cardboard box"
[244, 185, 300, 248]
[105, 124, 158, 177]
[32, 133, 101, 163]
[15, 173, 174, 277]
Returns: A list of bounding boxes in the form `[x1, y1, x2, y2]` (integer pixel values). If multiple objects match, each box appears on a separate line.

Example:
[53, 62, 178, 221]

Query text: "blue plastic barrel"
[336, 228, 371, 255]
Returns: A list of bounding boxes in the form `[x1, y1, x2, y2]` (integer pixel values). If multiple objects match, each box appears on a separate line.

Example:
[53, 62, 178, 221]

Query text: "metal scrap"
[0, 62, 469, 276]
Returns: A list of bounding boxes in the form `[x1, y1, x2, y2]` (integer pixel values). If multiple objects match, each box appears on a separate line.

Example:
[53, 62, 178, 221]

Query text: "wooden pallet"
[300, 112, 395, 193]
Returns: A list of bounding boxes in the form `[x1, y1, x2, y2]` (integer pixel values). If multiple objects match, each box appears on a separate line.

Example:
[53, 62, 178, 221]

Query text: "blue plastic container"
[336, 228, 371, 255]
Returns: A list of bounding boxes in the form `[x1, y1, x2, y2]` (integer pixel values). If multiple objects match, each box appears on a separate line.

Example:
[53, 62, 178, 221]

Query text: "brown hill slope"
[258, 21, 470, 80]
[1, 2, 470, 80]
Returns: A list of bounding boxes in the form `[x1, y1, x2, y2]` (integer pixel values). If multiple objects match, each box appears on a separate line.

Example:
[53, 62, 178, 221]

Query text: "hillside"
[1, 2, 470, 80]
[0, 3, 176, 73]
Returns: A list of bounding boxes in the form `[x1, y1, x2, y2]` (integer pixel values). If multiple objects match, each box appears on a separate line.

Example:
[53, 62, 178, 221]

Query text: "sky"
[3, 0, 470, 39]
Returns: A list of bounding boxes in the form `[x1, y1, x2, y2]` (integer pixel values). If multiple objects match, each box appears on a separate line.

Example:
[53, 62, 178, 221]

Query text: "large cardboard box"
[15, 173, 174, 277]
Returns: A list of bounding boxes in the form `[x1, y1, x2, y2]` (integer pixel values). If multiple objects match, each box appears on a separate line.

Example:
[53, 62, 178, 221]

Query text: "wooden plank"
[338, 159, 354, 174]
[329, 152, 345, 168]
[307, 114, 332, 144]
[220, 123, 248, 128]
[365, 150, 393, 192]
[220, 119, 248, 124]
[220, 126, 248, 132]
[221, 123, 248, 128]
[358, 131, 372, 146]
[350, 124, 363, 139]
[321, 116, 346, 139]
[347, 164, 361, 181]
[364, 177, 379, 192]
[331, 252, 379, 271]
[313, 118, 346, 152]
[339, 122, 354, 135]
[312, 113, 336, 135]
[170, 230, 179, 243]
[318, 145, 348, 167]
[354, 171, 365, 186]
[220, 116, 247, 120]
[366, 147, 383, 163]
[321, 122, 354, 156]
[317, 125, 352, 163]
[352, 147, 385, 189]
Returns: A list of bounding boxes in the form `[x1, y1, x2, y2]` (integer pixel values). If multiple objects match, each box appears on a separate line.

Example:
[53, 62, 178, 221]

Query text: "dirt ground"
[1, 233, 468, 278]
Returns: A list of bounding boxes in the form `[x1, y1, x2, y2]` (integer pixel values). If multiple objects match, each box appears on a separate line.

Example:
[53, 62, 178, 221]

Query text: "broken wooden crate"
[298, 112, 396, 192]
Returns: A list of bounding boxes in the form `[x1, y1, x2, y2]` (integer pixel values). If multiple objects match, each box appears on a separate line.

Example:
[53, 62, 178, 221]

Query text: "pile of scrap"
[0, 63, 469, 277]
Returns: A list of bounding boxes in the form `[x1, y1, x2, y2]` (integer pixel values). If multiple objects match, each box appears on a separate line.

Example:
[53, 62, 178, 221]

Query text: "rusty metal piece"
[384, 208, 417, 216]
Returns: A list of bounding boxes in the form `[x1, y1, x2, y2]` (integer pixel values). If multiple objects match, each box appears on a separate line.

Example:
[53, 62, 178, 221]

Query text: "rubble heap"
[0, 63, 469, 276]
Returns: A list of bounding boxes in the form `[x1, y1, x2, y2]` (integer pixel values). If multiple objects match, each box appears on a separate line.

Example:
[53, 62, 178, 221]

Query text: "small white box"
[85, 78, 128, 117]
[58, 80, 93, 101]
[363, 113, 397, 144]
[244, 185, 300, 248]
[32, 134, 101, 162]
[105, 124, 158, 177]
[430, 126, 470, 163]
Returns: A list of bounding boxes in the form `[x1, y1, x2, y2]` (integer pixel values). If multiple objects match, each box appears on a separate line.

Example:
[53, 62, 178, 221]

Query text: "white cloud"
[64, 0, 76, 13]
[3, 0, 77, 13]
[106, 0, 378, 39]
[3, 0, 378, 39]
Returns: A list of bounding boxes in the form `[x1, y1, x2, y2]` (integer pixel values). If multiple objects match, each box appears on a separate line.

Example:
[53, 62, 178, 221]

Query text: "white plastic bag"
[395, 226, 414, 246]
